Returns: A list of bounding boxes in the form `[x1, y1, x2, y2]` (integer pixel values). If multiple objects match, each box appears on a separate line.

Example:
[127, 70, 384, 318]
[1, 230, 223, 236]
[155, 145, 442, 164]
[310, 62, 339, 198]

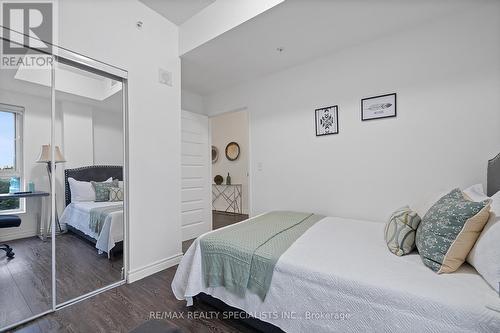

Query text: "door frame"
[208, 107, 252, 217]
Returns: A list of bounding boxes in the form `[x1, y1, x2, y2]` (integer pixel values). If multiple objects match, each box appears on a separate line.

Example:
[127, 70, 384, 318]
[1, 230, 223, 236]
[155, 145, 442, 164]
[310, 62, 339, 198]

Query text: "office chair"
[0, 215, 21, 259]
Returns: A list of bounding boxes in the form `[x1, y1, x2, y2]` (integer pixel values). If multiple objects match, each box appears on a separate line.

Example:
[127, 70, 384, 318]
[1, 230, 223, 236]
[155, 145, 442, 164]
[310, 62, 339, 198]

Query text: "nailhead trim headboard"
[64, 165, 123, 206]
[487, 153, 500, 196]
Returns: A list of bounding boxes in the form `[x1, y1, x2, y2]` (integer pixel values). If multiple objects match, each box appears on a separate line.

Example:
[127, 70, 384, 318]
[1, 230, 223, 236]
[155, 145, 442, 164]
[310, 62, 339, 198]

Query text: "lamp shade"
[36, 144, 66, 163]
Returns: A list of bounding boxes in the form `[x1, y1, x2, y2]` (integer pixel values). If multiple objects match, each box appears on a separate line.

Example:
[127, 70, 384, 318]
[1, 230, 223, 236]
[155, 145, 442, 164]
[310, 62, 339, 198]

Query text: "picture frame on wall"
[361, 93, 396, 121]
[315, 105, 339, 136]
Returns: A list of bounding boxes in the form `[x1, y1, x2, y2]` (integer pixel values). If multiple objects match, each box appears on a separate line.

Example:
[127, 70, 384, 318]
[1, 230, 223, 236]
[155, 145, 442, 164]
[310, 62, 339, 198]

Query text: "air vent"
[158, 68, 172, 87]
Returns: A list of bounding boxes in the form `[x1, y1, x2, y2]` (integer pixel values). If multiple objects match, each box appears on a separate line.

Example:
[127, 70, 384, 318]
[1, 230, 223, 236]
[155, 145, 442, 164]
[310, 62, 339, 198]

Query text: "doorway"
[179, 109, 250, 245]
[210, 110, 249, 228]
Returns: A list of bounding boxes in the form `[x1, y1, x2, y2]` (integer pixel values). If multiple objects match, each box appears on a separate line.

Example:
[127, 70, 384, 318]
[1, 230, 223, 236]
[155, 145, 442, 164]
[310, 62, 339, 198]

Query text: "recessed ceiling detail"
[139, 0, 215, 25]
[15, 61, 122, 101]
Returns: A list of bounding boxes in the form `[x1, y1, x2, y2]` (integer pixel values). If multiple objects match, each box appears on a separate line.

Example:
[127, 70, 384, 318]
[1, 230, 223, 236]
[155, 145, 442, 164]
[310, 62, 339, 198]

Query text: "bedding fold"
[89, 204, 122, 234]
[200, 211, 323, 300]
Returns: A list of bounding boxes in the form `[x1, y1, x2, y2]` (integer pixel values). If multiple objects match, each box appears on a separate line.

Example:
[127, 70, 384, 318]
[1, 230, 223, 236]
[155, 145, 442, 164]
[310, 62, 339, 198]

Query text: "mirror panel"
[54, 60, 125, 305]
[0, 51, 54, 328]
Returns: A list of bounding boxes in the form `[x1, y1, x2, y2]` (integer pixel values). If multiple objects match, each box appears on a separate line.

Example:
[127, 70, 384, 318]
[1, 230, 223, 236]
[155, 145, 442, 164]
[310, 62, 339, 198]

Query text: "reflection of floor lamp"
[37, 144, 66, 235]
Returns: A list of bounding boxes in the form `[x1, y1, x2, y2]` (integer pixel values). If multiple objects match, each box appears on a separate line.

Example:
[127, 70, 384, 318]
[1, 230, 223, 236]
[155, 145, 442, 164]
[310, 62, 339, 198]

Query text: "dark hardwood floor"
[1, 233, 122, 330]
[211, 211, 248, 230]
[55, 233, 122, 303]
[11, 212, 249, 333]
[182, 212, 248, 253]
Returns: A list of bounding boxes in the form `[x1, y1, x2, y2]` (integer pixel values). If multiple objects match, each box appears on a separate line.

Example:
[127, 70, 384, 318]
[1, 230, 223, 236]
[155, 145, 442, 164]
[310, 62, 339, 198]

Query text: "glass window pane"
[0, 177, 19, 210]
[0, 111, 15, 171]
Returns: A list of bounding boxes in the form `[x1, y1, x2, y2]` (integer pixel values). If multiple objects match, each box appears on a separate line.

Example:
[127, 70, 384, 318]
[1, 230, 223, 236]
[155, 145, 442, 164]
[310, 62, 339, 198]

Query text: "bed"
[60, 165, 124, 258]
[172, 155, 500, 333]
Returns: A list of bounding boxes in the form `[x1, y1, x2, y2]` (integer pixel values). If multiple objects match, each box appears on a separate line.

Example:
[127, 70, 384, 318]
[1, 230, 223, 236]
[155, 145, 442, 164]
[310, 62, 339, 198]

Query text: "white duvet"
[60, 202, 124, 255]
[172, 216, 500, 333]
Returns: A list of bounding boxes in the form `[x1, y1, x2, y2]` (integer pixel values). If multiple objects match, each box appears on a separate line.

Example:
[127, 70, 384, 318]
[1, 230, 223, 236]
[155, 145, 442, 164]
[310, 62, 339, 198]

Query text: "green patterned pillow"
[385, 206, 421, 256]
[91, 179, 119, 202]
[108, 186, 124, 202]
[415, 188, 491, 273]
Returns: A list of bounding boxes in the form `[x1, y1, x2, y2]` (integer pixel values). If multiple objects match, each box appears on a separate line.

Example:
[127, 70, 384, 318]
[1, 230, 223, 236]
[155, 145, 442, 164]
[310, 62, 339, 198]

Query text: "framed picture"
[225, 142, 240, 161]
[361, 93, 396, 121]
[315, 105, 339, 136]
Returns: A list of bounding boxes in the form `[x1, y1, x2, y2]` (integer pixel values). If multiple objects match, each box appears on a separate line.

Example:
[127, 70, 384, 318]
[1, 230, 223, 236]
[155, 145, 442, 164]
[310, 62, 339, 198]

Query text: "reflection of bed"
[61, 201, 123, 255]
[61, 166, 124, 258]
[172, 156, 500, 333]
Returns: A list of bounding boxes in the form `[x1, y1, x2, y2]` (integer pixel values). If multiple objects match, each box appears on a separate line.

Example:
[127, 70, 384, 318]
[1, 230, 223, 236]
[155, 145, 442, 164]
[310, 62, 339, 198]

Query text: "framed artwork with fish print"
[315, 105, 339, 136]
[361, 93, 397, 121]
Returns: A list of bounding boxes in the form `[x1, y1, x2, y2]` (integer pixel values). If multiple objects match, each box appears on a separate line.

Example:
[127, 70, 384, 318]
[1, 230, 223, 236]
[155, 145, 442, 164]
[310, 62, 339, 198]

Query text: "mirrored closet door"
[0, 30, 128, 331]
[0, 47, 54, 329]
[54, 59, 126, 305]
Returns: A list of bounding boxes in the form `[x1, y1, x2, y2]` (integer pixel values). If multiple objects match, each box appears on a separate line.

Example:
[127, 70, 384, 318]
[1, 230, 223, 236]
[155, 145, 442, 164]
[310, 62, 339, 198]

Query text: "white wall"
[58, 0, 182, 281]
[181, 89, 205, 114]
[210, 110, 249, 214]
[61, 101, 94, 169]
[93, 109, 124, 165]
[205, 4, 500, 221]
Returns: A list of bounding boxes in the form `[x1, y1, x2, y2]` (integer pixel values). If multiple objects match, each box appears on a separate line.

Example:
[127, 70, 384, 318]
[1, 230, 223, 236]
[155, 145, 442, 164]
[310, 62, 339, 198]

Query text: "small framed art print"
[315, 105, 339, 136]
[361, 93, 396, 121]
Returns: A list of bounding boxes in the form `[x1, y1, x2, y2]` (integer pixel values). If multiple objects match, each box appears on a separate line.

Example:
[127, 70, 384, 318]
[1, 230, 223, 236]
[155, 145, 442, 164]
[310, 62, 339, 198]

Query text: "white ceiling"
[181, 0, 480, 95]
[139, 0, 216, 25]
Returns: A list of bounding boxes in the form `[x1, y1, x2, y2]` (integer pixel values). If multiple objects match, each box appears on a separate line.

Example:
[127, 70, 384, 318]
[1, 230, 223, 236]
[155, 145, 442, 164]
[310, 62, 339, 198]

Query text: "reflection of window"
[0, 104, 24, 213]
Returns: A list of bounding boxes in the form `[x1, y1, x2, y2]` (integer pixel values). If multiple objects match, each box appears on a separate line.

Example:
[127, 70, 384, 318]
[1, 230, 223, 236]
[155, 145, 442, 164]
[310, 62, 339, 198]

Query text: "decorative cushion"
[463, 184, 500, 292]
[108, 186, 124, 202]
[384, 206, 421, 256]
[91, 179, 119, 202]
[415, 188, 491, 273]
[68, 177, 112, 202]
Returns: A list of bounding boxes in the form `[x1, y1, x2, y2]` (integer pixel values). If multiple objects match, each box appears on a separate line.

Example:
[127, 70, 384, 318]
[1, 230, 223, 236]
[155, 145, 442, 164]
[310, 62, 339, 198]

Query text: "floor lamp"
[37, 144, 66, 235]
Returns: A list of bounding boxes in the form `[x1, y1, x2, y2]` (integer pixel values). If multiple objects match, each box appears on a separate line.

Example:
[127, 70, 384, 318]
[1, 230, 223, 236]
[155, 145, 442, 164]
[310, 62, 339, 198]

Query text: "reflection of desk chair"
[0, 215, 21, 259]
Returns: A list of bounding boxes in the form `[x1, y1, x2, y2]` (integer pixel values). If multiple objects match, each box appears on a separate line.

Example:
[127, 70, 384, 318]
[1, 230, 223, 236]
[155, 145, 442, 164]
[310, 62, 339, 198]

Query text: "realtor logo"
[1, 1, 54, 68]
[2, 2, 53, 54]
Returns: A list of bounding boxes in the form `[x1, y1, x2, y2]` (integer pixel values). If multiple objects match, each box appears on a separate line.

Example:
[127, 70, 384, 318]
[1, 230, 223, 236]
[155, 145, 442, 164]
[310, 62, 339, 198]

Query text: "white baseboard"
[0, 229, 37, 242]
[127, 253, 183, 283]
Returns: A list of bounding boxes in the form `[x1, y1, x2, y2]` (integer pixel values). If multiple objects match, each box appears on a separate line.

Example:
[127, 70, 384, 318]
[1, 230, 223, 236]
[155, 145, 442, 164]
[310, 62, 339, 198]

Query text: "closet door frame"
[0, 26, 130, 331]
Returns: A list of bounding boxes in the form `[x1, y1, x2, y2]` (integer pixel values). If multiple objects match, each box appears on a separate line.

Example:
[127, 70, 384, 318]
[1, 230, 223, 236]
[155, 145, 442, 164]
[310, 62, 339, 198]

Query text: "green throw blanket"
[89, 204, 122, 234]
[200, 211, 324, 300]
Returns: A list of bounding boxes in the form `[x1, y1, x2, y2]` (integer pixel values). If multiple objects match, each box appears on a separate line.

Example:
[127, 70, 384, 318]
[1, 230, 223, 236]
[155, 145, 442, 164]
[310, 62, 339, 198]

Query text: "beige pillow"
[108, 186, 124, 202]
[384, 206, 421, 256]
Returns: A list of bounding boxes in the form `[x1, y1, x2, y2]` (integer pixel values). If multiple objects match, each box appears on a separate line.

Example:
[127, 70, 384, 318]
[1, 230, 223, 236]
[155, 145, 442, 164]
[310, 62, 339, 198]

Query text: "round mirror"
[211, 146, 219, 164]
[225, 142, 240, 161]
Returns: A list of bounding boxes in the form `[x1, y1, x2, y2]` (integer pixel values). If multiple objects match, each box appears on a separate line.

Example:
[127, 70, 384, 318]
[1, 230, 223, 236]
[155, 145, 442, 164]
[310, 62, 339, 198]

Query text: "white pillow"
[463, 184, 500, 292]
[68, 177, 112, 202]
[463, 183, 487, 202]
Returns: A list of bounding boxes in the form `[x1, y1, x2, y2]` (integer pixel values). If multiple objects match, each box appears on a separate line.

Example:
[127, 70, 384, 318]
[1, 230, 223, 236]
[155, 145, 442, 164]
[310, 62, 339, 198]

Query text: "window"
[0, 104, 24, 213]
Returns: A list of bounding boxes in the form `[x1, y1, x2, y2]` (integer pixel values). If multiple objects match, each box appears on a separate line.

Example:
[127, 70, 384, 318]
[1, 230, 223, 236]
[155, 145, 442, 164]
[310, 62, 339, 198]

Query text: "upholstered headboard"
[487, 153, 500, 196]
[64, 165, 123, 206]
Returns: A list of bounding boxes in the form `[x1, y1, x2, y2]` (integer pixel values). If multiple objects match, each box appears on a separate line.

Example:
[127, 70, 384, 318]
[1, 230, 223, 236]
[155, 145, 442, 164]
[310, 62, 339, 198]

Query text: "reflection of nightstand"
[212, 184, 242, 214]
[0, 191, 50, 240]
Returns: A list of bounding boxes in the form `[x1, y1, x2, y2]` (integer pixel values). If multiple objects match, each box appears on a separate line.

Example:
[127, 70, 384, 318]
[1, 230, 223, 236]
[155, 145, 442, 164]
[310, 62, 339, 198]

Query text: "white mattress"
[60, 201, 124, 255]
[172, 216, 500, 333]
